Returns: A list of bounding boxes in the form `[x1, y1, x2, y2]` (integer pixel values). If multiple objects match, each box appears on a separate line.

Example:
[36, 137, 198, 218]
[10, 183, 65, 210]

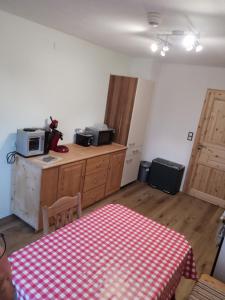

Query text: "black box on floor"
[148, 158, 185, 195]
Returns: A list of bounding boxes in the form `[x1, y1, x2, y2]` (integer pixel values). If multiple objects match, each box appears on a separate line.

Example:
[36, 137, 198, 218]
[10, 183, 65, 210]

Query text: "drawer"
[86, 154, 110, 175]
[84, 169, 108, 192]
[82, 185, 105, 208]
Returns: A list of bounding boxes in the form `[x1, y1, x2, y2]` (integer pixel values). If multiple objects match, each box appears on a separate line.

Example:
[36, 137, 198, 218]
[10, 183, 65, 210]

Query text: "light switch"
[187, 132, 194, 141]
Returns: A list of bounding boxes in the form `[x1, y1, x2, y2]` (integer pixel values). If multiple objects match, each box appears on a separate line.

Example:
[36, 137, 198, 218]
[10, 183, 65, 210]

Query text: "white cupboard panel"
[127, 79, 154, 147]
[121, 151, 141, 186]
[127, 145, 143, 157]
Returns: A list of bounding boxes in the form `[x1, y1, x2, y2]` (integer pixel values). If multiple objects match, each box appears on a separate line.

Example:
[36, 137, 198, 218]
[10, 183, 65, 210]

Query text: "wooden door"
[185, 90, 225, 208]
[105, 151, 126, 195]
[57, 161, 85, 198]
[104, 75, 138, 145]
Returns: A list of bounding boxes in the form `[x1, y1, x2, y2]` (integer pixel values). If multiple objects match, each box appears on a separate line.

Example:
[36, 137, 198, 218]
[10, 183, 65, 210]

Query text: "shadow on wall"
[0, 133, 16, 218]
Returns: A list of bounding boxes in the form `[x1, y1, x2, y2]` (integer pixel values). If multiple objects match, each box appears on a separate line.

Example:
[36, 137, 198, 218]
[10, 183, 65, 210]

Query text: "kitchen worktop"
[24, 143, 127, 169]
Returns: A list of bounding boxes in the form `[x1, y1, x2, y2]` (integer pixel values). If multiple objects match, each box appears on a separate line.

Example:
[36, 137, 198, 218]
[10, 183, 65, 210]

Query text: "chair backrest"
[0, 251, 16, 300]
[42, 193, 81, 235]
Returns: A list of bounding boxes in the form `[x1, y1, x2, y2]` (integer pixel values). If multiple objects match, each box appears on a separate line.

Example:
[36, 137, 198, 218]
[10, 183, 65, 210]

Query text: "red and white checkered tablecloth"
[9, 204, 197, 300]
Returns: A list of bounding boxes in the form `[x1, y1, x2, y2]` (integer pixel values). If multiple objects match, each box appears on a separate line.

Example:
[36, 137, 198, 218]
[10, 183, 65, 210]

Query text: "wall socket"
[187, 132, 194, 141]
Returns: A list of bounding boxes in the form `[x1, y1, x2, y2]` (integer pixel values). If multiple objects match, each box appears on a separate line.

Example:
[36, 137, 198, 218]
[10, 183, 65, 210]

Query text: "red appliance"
[48, 117, 69, 153]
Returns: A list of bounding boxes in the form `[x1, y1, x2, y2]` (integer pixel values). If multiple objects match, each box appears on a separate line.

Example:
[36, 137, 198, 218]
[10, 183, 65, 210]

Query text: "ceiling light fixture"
[147, 12, 203, 56]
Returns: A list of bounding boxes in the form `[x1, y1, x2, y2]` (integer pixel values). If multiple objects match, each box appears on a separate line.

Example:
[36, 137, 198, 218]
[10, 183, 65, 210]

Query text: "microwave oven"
[85, 127, 115, 146]
[16, 128, 48, 157]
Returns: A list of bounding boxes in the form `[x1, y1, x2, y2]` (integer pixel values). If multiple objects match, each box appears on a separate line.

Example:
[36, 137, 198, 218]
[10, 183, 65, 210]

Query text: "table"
[9, 204, 197, 299]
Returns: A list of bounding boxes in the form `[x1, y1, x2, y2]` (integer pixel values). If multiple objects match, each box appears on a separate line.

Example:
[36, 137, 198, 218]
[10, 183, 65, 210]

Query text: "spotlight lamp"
[162, 44, 170, 52]
[182, 34, 196, 51]
[150, 43, 158, 52]
[195, 43, 203, 52]
[182, 34, 203, 52]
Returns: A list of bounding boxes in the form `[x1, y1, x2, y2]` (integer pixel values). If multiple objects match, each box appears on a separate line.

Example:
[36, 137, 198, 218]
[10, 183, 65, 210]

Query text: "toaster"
[75, 132, 94, 147]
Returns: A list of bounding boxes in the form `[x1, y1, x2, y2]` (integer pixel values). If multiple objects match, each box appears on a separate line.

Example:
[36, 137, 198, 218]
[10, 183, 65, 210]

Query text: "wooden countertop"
[22, 143, 127, 169]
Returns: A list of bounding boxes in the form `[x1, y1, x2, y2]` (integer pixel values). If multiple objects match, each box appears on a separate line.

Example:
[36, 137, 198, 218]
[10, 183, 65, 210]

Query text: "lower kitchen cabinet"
[105, 151, 126, 195]
[11, 143, 126, 230]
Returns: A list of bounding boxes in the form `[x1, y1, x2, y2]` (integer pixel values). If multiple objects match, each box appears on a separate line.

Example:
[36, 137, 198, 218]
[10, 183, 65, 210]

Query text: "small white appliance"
[16, 128, 45, 157]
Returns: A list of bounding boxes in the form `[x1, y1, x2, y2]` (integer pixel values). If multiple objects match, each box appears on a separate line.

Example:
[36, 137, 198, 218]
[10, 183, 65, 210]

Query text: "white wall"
[142, 63, 225, 187]
[129, 58, 162, 81]
[0, 10, 132, 218]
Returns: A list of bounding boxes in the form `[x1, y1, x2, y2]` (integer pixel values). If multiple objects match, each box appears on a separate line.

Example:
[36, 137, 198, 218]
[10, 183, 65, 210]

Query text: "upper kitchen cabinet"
[104, 75, 138, 145]
[104, 75, 154, 186]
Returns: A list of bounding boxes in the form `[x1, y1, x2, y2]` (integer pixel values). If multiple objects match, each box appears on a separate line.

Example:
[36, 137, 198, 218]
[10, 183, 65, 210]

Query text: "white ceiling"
[1, 0, 225, 67]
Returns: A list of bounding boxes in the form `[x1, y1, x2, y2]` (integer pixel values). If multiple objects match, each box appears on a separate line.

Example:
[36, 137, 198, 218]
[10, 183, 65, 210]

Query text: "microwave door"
[29, 137, 40, 151]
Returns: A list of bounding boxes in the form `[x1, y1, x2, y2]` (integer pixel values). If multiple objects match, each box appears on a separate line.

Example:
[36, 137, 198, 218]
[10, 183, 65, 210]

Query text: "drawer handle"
[129, 143, 135, 147]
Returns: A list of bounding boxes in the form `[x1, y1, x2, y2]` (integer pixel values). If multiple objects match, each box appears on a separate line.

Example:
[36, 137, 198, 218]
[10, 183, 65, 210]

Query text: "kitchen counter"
[25, 143, 127, 169]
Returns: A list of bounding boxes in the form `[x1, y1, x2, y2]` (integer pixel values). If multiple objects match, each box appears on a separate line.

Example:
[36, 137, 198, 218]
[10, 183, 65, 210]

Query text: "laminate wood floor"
[0, 182, 223, 300]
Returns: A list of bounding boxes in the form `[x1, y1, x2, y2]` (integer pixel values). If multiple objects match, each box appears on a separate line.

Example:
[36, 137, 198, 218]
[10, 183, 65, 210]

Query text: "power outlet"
[187, 132, 194, 141]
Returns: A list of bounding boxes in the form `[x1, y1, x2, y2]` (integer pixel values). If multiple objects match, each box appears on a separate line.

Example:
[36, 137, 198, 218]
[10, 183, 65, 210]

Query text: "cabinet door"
[105, 151, 126, 196]
[104, 75, 138, 145]
[57, 161, 85, 198]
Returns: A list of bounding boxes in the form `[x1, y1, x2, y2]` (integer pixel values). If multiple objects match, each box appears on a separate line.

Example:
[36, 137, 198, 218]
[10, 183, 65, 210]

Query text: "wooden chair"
[42, 193, 81, 235]
[189, 274, 225, 299]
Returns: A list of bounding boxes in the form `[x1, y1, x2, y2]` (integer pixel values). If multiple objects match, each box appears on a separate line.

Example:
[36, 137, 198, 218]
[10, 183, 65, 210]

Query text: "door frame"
[183, 88, 225, 195]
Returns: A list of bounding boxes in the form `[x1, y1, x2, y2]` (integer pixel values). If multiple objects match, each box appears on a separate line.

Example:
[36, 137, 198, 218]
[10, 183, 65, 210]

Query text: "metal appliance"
[85, 125, 115, 146]
[75, 132, 94, 147]
[16, 128, 46, 157]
